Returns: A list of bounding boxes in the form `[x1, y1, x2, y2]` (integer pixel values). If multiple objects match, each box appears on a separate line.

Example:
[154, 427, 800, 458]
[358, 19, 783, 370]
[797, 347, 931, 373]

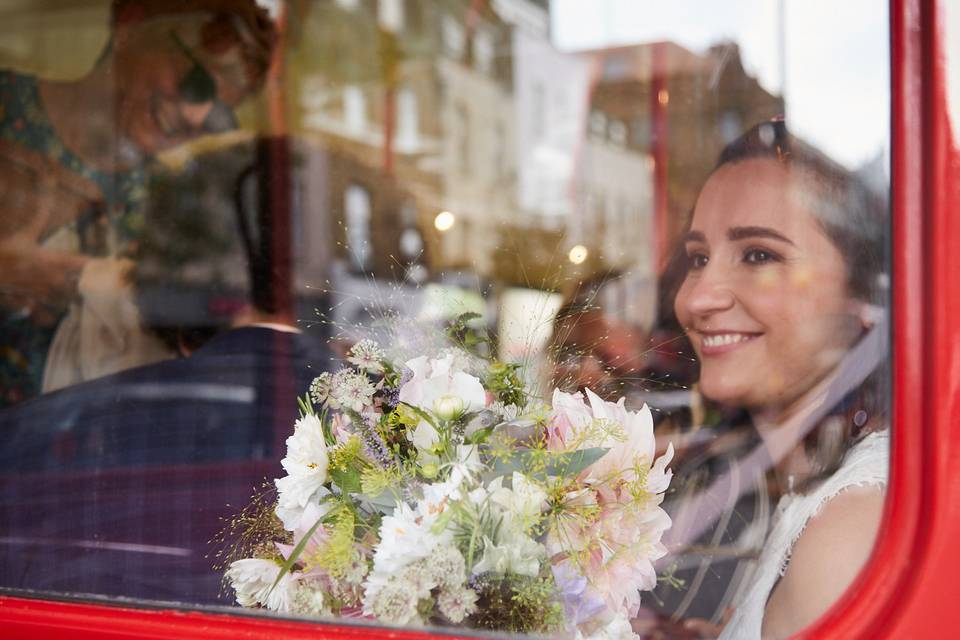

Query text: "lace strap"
[775, 430, 889, 577]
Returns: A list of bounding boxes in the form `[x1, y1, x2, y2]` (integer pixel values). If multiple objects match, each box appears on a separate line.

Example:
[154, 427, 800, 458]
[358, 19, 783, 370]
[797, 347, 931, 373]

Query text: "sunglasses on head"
[170, 30, 238, 134]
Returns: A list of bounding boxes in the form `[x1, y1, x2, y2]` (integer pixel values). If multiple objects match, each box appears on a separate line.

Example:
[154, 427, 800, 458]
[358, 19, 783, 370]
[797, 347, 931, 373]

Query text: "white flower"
[328, 369, 375, 413]
[447, 444, 484, 486]
[275, 415, 330, 516]
[419, 477, 462, 517]
[472, 533, 544, 577]
[291, 578, 328, 616]
[409, 420, 440, 454]
[370, 502, 452, 578]
[275, 499, 330, 537]
[433, 394, 466, 420]
[347, 339, 385, 373]
[437, 587, 478, 623]
[367, 580, 422, 625]
[467, 485, 489, 506]
[226, 558, 298, 612]
[398, 354, 487, 416]
[576, 613, 640, 640]
[428, 545, 469, 589]
[439, 346, 482, 376]
[488, 472, 547, 537]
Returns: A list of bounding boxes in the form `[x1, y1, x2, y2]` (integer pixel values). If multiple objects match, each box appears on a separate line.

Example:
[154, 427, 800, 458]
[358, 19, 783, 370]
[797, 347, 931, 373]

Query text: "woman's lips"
[697, 331, 761, 356]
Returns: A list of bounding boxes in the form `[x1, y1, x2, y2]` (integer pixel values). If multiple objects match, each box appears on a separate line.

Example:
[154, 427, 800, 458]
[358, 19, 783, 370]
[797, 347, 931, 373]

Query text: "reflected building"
[586, 42, 784, 271]
[251, 1, 782, 336]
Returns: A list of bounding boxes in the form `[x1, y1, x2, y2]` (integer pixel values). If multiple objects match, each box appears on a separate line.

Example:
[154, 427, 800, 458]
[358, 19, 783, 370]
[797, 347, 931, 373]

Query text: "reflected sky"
[552, 0, 889, 171]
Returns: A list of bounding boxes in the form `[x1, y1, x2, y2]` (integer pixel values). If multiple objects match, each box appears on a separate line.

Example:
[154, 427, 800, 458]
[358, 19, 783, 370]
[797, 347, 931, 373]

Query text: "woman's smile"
[695, 331, 763, 356]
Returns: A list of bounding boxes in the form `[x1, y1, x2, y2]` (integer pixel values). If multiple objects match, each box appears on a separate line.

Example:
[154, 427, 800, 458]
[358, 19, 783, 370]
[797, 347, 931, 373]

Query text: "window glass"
[0, 1, 889, 638]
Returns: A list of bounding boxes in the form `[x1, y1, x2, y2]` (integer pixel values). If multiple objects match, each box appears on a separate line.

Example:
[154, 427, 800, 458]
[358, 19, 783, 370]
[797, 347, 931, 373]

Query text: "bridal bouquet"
[225, 316, 674, 639]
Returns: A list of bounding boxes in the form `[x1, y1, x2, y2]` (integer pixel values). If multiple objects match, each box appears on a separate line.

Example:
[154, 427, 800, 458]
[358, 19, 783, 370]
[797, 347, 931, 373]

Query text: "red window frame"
[3, 0, 959, 637]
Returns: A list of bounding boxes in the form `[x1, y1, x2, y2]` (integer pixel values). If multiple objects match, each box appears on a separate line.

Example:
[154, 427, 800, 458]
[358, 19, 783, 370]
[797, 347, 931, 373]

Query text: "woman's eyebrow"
[682, 230, 706, 244]
[727, 225, 796, 245]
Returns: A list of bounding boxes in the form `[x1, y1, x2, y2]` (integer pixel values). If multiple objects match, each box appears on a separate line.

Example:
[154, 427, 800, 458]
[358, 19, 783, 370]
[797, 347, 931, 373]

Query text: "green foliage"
[446, 312, 492, 360]
[469, 573, 563, 634]
[265, 516, 325, 600]
[484, 361, 527, 407]
[297, 393, 314, 417]
[489, 447, 609, 480]
[360, 466, 403, 496]
[312, 509, 360, 579]
[331, 466, 363, 495]
[329, 436, 366, 472]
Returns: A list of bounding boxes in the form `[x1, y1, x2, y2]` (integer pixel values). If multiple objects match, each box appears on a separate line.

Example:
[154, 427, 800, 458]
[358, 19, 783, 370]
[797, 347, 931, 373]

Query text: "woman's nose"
[681, 268, 736, 317]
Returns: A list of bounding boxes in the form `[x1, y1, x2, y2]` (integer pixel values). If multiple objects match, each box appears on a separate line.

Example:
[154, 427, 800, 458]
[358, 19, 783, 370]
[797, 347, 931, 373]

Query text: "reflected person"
[672, 121, 888, 639]
[0, 136, 334, 604]
[0, 0, 277, 406]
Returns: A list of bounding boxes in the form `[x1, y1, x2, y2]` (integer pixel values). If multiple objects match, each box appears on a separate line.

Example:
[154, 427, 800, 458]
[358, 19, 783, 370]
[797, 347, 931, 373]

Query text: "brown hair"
[110, 0, 277, 92]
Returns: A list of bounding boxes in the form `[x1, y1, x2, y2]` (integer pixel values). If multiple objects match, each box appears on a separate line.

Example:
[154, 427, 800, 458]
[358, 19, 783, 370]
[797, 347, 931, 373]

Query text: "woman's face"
[111, 13, 260, 157]
[674, 158, 864, 413]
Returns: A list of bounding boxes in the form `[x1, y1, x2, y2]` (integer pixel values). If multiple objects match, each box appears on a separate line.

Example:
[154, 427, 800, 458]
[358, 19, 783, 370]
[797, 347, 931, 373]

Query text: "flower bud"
[433, 394, 466, 420]
[421, 462, 439, 479]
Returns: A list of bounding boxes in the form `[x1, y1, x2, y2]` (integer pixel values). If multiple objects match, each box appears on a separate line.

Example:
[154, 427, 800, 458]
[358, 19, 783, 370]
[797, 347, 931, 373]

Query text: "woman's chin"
[698, 379, 756, 408]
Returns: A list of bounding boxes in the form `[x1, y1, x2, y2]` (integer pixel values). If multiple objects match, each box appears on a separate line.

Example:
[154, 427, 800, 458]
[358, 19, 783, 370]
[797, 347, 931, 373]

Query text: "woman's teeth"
[702, 333, 753, 347]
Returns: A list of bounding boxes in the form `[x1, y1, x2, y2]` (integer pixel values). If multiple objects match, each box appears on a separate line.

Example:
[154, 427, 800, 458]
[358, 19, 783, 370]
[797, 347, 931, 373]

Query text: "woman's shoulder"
[762, 433, 888, 638]
[763, 485, 885, 637]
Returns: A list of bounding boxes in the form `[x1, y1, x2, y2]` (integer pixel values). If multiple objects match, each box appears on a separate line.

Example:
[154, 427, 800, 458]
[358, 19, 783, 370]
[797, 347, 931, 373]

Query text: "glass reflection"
[0, 1, 889, 638]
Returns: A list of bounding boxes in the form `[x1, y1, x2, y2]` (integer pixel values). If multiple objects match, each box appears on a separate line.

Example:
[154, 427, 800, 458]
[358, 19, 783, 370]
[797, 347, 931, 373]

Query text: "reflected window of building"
[442, 13, 466, 58]
[396, 86, 420, 151]
[590, 110, 608, 138]
[378, 0, 404, 32]
[343, 84, 367, 133]
[344, 182, 372, 272]
[456, 101, 471, 174]
[474, 28, 495, 75]
[608, 118, 627, 146]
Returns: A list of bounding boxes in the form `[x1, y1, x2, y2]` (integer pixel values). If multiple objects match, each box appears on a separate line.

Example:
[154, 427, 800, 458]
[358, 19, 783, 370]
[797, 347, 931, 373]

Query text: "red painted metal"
[2, 0, 959, 637]
[0, 596, 470, 640]
[798, 0, 960, 637]
[650, 42, 670, 273]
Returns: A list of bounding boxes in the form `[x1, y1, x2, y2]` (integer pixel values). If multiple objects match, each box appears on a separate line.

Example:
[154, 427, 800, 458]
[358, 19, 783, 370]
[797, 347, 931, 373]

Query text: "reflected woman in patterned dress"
[0, 0, 276, 406]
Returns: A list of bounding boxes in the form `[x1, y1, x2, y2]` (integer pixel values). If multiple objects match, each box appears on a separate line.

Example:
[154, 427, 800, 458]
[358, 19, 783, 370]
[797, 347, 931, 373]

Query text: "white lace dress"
[718, 430, 889, 640]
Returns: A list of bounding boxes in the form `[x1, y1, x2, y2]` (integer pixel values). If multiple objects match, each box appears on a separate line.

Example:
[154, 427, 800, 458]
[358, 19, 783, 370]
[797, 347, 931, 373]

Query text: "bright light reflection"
[434, 211, 456, 232]
[568, 244, 588, 264]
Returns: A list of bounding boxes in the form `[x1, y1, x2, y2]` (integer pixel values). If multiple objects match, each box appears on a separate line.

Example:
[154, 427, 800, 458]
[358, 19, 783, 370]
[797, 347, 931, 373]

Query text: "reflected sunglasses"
[170, 30, 238, 134]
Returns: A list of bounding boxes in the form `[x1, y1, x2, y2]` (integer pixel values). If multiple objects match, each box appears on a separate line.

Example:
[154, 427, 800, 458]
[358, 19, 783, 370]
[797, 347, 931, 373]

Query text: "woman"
[0, 0, 276, 406]
[673, 121, 888, 639]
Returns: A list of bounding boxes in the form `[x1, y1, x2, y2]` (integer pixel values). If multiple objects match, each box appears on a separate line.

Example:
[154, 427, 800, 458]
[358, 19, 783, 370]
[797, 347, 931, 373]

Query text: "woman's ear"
[852, 301, 883, 330]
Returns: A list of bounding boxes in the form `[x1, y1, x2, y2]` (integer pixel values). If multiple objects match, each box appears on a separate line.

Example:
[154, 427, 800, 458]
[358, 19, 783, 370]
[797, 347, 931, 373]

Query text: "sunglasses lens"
[179, 65, 217, 104]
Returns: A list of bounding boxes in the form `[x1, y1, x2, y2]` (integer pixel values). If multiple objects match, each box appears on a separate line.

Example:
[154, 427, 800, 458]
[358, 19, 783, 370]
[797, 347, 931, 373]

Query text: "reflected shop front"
[0, 1, 896, 639]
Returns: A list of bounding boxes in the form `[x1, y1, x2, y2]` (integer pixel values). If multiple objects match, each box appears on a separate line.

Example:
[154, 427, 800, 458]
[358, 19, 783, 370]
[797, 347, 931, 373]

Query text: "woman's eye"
[687, 253, 709, 270]
[743, 248, 778, 264]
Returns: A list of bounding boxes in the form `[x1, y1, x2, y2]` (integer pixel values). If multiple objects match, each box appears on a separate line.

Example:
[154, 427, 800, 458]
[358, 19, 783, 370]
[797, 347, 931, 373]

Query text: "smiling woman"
[674, 121, 888, 639]
[676, 162, 867, 415]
